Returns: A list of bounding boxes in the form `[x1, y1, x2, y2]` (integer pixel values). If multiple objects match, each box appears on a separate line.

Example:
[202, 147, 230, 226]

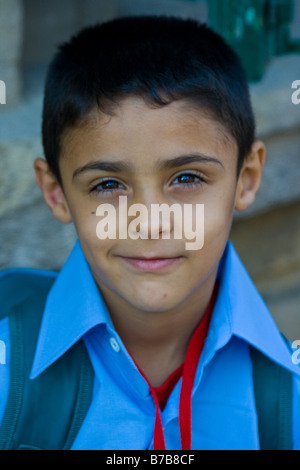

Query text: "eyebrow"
[72, 161, 130, 180]
[158, 154, 224, 170]
[72, 153, 224, 180]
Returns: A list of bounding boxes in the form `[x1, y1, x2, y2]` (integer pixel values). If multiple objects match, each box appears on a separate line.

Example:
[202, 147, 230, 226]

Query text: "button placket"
[109, 337, 120, 353]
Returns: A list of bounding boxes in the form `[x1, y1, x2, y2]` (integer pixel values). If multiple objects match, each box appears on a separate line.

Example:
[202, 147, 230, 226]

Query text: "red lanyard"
[129, 284, 218, 450]
[151, 303, 212, 450]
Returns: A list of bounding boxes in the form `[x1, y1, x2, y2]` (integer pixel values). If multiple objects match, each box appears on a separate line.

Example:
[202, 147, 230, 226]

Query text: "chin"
[128, 294, 181, 314]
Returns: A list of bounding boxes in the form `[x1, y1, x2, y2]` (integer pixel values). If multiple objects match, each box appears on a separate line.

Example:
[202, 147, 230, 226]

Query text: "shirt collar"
[205, 241, 300, 377]
[31, 239, 300, 379]
[30, 239, 112, 379]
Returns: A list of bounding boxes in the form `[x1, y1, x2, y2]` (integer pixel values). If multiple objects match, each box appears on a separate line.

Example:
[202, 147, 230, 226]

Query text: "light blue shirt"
[0, 240, 300, 450]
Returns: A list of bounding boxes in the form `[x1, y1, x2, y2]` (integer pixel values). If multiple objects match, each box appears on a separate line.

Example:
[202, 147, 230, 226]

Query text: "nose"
[126, 191, 177, 241]
[127, 202, 172, 240]
[134, 207, 171, 240]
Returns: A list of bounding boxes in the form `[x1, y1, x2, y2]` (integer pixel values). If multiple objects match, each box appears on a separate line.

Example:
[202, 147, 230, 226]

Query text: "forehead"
[60, 97, 237, 171]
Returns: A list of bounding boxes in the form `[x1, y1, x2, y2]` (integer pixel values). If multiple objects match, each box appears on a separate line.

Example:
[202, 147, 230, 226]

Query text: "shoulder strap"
[250, 345, 293, 450]
[0, 270, 94, 450]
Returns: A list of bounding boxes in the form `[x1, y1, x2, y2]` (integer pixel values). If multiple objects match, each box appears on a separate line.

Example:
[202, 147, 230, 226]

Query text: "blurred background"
[0, 0, 299, 340]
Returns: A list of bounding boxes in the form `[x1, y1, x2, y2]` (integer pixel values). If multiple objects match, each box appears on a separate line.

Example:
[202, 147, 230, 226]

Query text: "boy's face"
[36, 97, 264, 315]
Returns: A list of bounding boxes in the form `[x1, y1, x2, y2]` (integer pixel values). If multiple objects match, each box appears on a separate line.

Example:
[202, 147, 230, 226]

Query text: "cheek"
[77, 224, 96, 249]
[69, 200, 100, 241]
[79, 232, 117, 288]
[69, 209, 115, 273]
[202, 190, 236, 246]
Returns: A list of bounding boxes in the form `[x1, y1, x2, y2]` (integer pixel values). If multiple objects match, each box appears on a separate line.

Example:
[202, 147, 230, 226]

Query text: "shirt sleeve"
[0, 317, 10, 427]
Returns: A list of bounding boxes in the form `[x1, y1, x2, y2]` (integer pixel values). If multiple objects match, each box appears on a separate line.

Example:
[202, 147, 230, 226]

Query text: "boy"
[0, 15, 299, 451]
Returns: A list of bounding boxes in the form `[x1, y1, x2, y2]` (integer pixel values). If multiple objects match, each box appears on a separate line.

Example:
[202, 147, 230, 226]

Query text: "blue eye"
[172, 173, 204, 187]
[90, 179, 125, 195]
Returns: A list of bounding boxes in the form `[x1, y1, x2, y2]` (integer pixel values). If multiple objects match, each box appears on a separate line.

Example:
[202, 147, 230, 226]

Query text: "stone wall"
[231, 201, 300, 341]
[0, 0, 299, 340]
[0, 0, 23, 105]
[230, 52, 300, 341]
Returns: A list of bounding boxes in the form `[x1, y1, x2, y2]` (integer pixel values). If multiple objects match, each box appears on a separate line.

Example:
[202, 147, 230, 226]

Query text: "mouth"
[117, 255, 182, 272]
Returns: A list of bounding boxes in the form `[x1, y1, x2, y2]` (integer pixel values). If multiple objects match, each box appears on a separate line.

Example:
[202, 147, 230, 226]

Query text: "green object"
[0, 270, 94, 450]
[208, 0, 299, 81]
[181, 0, 300, 81]
[0, 269, 294, 449]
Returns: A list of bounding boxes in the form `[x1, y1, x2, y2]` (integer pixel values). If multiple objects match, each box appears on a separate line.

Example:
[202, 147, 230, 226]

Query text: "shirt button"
[109, 337, 120, 353]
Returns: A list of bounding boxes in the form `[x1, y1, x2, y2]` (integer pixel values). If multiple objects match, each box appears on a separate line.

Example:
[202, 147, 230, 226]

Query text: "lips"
[117, 255, 182, 272]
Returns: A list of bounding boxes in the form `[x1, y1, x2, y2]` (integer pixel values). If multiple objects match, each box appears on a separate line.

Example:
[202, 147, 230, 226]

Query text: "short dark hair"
[42, 15, 255, 185]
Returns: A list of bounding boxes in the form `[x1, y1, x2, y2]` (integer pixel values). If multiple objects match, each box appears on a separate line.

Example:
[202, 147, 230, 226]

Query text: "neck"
[96, 270, 218, 386]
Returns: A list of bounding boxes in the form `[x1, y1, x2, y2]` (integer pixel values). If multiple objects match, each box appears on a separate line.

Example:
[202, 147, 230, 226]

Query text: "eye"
[89, 179, 126, 196]
[171, 172, 205, 188]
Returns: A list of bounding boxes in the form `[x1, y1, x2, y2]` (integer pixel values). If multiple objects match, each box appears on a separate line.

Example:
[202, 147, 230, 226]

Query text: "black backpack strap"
[0, 271, 94, 450]
[250, 345, 293, 450]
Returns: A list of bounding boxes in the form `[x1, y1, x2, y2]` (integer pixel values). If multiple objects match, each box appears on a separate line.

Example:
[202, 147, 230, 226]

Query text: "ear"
[34, 158, 72, 224]
[234, 141, 266, 212]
